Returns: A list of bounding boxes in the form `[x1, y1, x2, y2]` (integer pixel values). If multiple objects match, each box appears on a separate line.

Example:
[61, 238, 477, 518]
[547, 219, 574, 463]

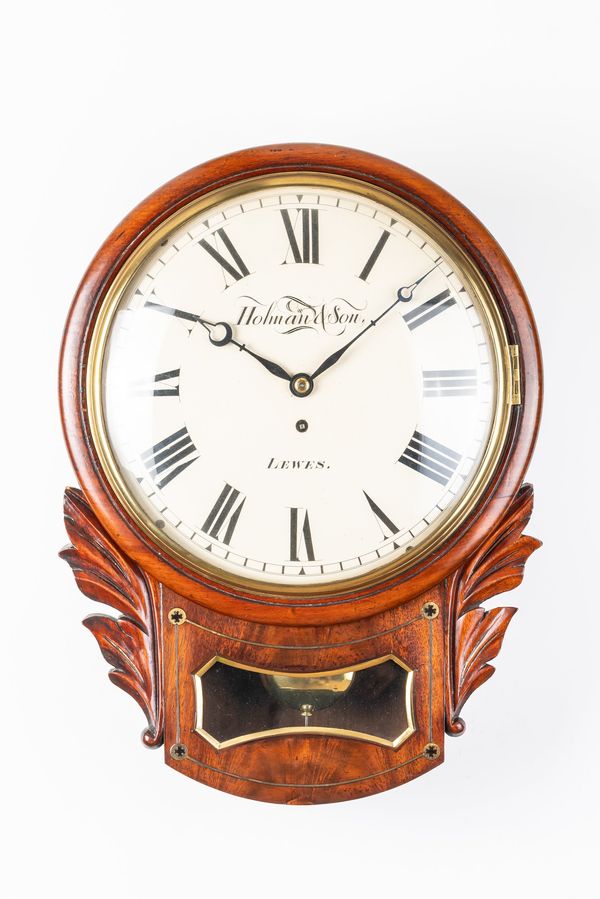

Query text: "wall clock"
[60, 143, 542, 803]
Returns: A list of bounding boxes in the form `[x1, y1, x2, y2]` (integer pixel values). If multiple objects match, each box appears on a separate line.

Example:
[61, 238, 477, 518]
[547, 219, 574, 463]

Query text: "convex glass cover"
[89, 175, 511, 592]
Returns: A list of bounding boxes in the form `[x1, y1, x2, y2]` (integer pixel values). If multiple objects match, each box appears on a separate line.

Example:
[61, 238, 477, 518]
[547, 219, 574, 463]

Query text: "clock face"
[91, 175, 509, 592]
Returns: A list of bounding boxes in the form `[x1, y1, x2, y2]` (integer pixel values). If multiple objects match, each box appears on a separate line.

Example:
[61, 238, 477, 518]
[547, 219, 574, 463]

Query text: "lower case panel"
[61, 484, 539, 803]
[163, 588, 445, 804]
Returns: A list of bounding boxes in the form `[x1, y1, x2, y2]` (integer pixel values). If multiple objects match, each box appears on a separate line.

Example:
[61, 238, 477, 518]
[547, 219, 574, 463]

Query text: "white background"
[2, 1, 598, 897]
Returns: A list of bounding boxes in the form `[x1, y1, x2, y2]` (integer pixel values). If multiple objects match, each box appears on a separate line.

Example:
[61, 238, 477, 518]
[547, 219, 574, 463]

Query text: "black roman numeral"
[199, 228, 250, 285]
[281, 208, 319, 264]
[141, 426, 199, 489]
[403, 288, 456, 330]
[399, 431, 461, 486]
[289, 507, 316, 562]
[363, 491, 399, 538]
[423, 369, 477, 398]
[358, 231, 391, 281]
[131, 369, 181, 396]
[152, 369, 180, 396]
[143, 300, 198, 323]
[202, 483, 246, 545]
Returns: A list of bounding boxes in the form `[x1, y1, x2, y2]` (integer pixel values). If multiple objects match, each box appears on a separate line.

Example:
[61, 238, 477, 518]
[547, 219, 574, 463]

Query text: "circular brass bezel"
[87, 172, 512, 598]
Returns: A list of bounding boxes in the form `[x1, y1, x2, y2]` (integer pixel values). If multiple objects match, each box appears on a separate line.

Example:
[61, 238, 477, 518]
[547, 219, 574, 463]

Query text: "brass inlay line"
[182, 612, 423, 650]
[174, 623, 181, 744]
[169, 610, 435, 775]
[428, 617, 433, 741]
[183, 751, 432, 789]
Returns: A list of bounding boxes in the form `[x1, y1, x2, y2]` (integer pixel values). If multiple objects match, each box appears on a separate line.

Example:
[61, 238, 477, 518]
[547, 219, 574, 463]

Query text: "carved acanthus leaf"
[60, 487, 164, 747]
[445, 484, 541, 736]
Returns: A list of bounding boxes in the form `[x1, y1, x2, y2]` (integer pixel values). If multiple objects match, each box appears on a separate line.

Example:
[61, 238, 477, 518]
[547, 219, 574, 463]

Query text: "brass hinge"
[507, 345, 521, 405]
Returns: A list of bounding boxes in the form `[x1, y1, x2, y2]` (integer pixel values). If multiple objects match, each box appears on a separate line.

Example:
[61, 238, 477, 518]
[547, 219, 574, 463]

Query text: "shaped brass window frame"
[193, 654, 415, 750]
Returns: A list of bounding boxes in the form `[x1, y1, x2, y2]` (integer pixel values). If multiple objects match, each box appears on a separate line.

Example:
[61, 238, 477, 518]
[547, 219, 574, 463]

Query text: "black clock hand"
[235, 341, 293, 382]
[199, 319, 293, 382]
[144, 301, 292, 382]
[311, 261, 443, 381]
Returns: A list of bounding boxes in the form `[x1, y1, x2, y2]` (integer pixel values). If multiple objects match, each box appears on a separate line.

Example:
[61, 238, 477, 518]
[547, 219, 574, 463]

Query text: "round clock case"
[61, 144, 540, 624]
[60, 144, 542, 802]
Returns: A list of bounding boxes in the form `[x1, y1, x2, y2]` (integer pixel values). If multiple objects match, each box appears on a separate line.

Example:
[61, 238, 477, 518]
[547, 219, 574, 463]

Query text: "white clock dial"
[96, 178, 506, 589]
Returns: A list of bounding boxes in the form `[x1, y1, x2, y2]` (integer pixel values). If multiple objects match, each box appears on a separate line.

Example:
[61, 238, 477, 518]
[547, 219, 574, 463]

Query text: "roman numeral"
[403, 288, 456, 330]
[152, 369, 180, 396]
[289, 507, 316, 562]
[399, 431, 461, 486]
[143, 299, 198, 324]
[423, 369, 477, 398]
[280, 208, 319, 264]
[199, 228, 250, 285]
[141, 426, 199, 489]
[202, 483, 246, 545]
[363, 491, 399, 538]
[358, 231, 391, 281]
[131, 369, 181, 396]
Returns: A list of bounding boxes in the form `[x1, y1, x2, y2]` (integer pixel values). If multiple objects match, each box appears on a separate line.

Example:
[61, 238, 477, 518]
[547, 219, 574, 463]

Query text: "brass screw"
[170, 743, 188, 760]
[422, 601, 439, 620]
[168, 607, 186, 625]
[424, 742, 440, 760]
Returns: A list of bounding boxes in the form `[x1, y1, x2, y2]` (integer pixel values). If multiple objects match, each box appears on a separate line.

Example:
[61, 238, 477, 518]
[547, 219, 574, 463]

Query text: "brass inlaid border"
[169, 608, 437, 777]
[182, 750, 432, 790]
[174, 622, 181, 744]
[428, 616, 433, 741]
[183, 609, 423, 650]
[88, 171, 512, 598]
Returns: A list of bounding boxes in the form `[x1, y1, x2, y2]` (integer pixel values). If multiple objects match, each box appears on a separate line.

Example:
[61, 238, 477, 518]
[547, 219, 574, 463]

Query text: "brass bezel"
[87, 172, 512, 598]
[193, 654, 415, 750]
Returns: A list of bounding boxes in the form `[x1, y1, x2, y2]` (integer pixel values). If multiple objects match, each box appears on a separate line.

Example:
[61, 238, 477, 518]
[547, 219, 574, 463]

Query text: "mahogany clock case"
[60, 144, 542, 803]
[60, 144, 542, 625]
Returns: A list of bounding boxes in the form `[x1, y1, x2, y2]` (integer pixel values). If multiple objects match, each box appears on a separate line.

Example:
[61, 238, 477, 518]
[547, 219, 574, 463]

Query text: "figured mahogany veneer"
[61, 482, 539, 802]
[59, 144, 542, 802]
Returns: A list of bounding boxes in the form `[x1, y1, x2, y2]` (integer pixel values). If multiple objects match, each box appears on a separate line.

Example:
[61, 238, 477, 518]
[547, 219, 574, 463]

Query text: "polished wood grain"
[59, 144, 542, 802]
[161, 582, 445, 804]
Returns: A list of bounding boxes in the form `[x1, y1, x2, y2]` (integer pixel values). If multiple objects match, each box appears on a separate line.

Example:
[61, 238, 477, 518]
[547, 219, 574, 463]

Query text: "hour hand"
[145, 301, 292, 381]
[144, 300, 292, 381]
[195, 319, 291, 382]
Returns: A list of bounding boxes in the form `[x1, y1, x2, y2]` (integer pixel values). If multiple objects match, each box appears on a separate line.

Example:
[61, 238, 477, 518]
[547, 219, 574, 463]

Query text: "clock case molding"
[60, 144, 542, 803]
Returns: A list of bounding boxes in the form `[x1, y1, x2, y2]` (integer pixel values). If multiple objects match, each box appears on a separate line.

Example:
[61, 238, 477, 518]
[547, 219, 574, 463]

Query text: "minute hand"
[311, 262, 443, 381]
[227, 331, 292, 381]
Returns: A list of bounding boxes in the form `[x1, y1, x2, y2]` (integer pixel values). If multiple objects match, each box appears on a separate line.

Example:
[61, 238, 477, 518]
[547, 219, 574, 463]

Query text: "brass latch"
[508, 345, 521, 405]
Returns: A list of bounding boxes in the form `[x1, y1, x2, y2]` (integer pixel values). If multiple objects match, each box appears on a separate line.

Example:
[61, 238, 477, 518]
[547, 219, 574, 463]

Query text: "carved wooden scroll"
[445, 484, 541, 735]
[60, 488, 164, 747]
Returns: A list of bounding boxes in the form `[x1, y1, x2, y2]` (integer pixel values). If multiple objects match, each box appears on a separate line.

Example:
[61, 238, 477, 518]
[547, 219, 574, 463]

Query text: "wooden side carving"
[445, 484, 541, 736]
[60, 488, 164, 747]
